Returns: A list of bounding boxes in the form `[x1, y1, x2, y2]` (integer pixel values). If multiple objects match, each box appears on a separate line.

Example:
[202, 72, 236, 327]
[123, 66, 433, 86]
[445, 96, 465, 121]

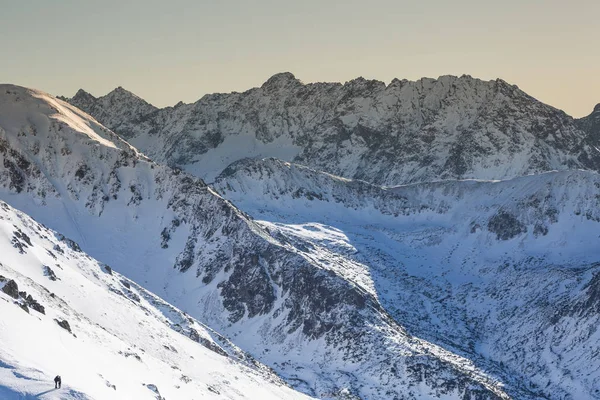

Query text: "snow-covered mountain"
[69, 73, 600, 185]
[61, 87, 158, 140]
[0, 85, 509, 399]
[213, 157, 600, 399]
[0, 200, 311, 400]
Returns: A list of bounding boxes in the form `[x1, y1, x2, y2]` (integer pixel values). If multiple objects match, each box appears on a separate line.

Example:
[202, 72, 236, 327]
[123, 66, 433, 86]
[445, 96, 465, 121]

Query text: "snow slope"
[213, 157, 600, 399]
[0, 85, 509, 399]
[69, 73, 600, 185]
[0, 200, 311, 400]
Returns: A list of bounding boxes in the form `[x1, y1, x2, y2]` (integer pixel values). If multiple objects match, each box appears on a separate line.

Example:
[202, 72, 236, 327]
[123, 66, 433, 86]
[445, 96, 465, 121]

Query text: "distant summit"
[68, 85, 157, 139]
[68, 73, 600, 185]
[261, 72, 302, 89]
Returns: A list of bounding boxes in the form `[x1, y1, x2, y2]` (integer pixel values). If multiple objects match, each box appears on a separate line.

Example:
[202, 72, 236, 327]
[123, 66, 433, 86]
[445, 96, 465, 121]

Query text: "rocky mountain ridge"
[0, 84, 508, 399]
[69, 73, 600, 186]
[212, 156, 600, 399]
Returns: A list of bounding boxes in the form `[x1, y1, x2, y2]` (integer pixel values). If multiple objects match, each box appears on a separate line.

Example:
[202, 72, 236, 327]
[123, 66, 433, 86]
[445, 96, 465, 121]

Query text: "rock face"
[0, 85, 508, 399]
[579, 103, 600, 158]
[70, 73, 599, 185]
[25, 294, 45, 314]
[1, 279, 19, 299]
[55, 319, 72, 333]
[69, 87, 158, 139]
[43, 265, 58, 281]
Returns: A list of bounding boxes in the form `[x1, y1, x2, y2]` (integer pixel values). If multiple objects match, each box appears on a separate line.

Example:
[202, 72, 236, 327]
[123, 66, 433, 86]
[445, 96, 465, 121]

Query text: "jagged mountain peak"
[577, 102, 600, 138]
[68, 72, 600, 185]
[104, 85, 153, 105]
[70, 86, 154, 109]
[68, 84, 158, 139]
[72, 88, 96, 101]
[261, 71, 302, 90]
[261, 72, 515, 92]
[256, 73, 518, 97]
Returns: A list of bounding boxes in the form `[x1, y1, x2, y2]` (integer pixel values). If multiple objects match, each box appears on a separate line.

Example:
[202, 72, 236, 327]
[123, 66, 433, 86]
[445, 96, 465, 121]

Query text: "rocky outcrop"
[487, 212, 527, 240]
[25, 294, 45, 314]
[1, 279, 19, 299]
[55, 319, 72, 333]
[43, 265, 58, 281]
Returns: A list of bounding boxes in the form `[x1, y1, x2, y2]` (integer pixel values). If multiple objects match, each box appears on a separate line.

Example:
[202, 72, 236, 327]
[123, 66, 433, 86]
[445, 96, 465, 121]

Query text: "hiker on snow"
[54, 375, 61, 389]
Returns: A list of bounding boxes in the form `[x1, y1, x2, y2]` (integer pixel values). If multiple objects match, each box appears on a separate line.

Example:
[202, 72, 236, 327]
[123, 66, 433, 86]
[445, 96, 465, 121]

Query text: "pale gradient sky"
[1, 0, 598, 117]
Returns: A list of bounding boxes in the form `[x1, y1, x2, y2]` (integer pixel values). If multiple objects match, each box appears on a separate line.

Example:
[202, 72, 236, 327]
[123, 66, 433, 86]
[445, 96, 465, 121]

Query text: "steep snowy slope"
[69, 73, 599, 185]
[0, 85, 509, 399]
[213, 158, 600, 399]
[0, 200, 311, 400]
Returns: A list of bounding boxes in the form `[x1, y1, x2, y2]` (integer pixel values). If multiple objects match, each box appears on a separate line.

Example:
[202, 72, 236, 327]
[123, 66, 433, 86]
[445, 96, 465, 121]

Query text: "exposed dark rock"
[125, 290, 140, 303]
[74, 164, 90, 180]
[56, 234, 82, 252]
[3, 159, 26, 193]
[43, 265, 58, 281]
[11, 229, 32, 254]
[197, 337, 228, 357]
[53, 244, 64, 254]
[55, 319, 72, 333]
[533, 224, 548, 236]
[488, 211, 527, 240]
[218, 251, 276, 322]
[1, 279, 19, 299]
[173, 235, 196, 272]
[186, 326, 200, 342]
[101, 264, 112, 275]
[25, 294, 45, 314]
[13, 229, 32, 246]
[144, 383, 165, 400]
[207, 385, 220, 395]
[160, 228, 170, 248]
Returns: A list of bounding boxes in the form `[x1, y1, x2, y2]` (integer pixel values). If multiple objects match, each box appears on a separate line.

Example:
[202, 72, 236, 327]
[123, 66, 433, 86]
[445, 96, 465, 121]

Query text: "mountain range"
[68, 73, 600, 185]
[0, 73, 599, 399]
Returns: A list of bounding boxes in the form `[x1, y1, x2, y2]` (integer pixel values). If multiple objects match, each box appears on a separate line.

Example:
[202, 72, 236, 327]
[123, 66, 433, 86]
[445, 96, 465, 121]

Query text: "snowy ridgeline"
[213, 157, 600, 399]
[69, 73, 600, 186]
[0, 85, 513, 399]
[0, 200, 310, 400]
[2, 82, 600, 399]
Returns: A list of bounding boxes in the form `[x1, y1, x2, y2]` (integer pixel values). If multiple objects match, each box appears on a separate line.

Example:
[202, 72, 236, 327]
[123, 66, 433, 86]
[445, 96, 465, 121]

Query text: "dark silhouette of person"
[54, 375, 61, 389]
